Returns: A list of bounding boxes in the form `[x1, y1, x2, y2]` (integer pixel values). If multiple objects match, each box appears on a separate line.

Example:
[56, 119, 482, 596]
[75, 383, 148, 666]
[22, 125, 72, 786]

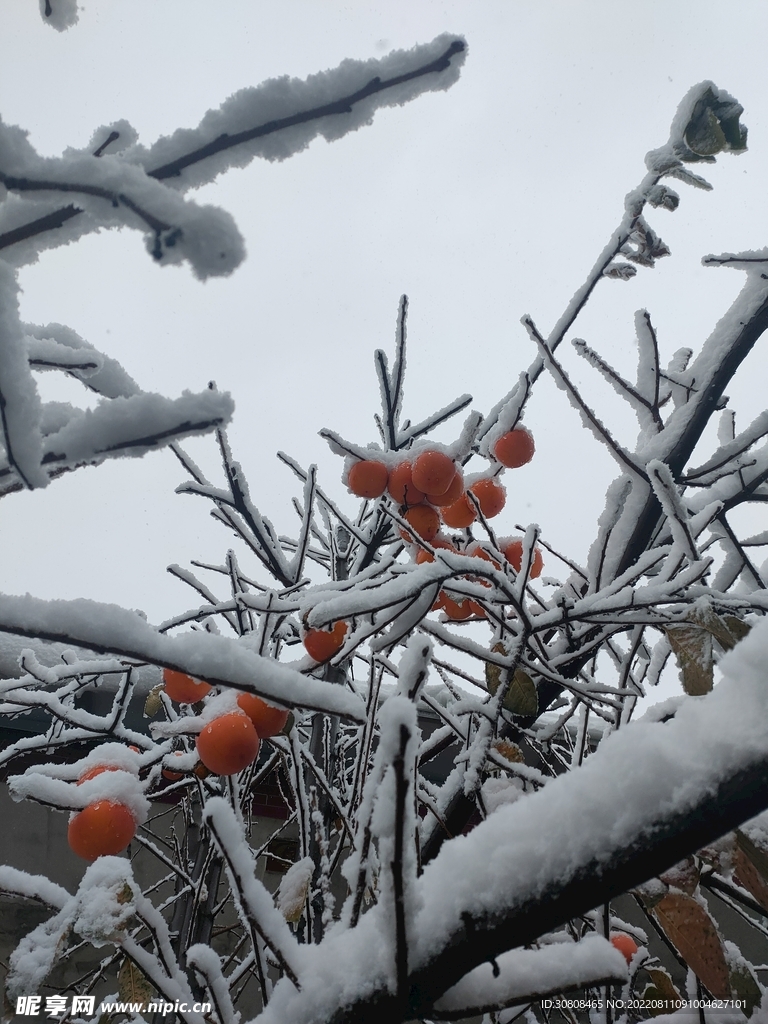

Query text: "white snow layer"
[433, 935, 627, 1014]
[38, 0, 79, 31]
[255, 615, 768, 1023]
[0, 592, 365, 720]
[0, 35, 466, 276]
[0, 261, 47, 487]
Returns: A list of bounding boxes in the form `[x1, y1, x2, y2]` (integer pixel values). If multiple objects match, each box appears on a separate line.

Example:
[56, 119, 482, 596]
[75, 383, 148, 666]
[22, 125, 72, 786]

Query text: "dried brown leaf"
[641, 967, 682, 1016]
[665, 623, 713, 695]
[118, 958, 154, 1005]
[653, 892, 729, 997]
[144, 684, 164, 718]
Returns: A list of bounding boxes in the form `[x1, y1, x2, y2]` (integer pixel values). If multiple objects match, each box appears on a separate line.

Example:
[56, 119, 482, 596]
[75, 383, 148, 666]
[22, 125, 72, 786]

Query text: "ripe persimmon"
[415, 537, 456, 564]
[77, 764, 121, 784]
[196, 712, 261, 775]
[502, 538, 544, 579]
[387, 462, 426, 506]
[68, 801, 136, 861]
[348, 460, 389, 499]
[441, 494, 476, 529]
[426, 470, 464, 507]
[435, 593, 476, 620]
[303, 621, 348, 662]
[610, 933, 639, 964]
[401, 505, 440, 543]
[494, 427, 535, 468]
[162, 752, 185, 781]
[469, 478, 506, 518]
[412, 451, 455, 496]
[163, 669, 212, 704]
[469, 544, 501, 570]
[237, 693, 289, 737]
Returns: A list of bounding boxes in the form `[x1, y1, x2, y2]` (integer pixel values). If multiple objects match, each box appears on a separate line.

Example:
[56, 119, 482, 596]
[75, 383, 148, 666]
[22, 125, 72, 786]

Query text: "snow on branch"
[0, 864, 70, 910]
[0, 262, 46, 488]
[0, 36, 466, 274]
[0, 387, 235, 497]
[24, 321, 141, 399]
[139, 37, 467, 188]
[262, 618, 768, 1024]
[0, 592, 365, 720]
[204, 797, 304, 989]
[38, 0, 79, 32]
[431, 937, 627, 1019]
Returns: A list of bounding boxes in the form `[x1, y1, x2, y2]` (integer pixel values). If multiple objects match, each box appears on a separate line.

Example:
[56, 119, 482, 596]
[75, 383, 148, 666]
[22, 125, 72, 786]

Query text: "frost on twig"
[0, 37, 466, 274]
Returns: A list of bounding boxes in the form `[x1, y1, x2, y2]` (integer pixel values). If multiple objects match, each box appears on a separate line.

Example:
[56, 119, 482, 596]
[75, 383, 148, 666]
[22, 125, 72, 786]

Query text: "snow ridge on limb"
[0, 864, 70, 910]
[0, 261, 46, 488]
[0, 388, 235, 498]
[0, 592, 365, 720]
[432, 937, 627, 1019]
[0, 37, 466, 274]
[262, 619, 768, 1024]
[203, 797, 305, 989]
[38, 0, 79, 32]
[478, 81, 747, 457]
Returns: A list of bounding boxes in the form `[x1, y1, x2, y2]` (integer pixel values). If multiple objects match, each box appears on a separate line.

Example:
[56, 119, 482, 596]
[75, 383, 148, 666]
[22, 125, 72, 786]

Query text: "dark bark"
[331, 752, 768, 1023]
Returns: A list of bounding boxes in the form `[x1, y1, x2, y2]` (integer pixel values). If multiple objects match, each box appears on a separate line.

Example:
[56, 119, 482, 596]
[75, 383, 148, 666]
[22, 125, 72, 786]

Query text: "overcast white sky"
[1, 0, 767, 642]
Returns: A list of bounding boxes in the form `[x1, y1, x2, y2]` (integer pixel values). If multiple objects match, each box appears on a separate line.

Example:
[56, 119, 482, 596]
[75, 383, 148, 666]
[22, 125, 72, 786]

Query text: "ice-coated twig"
[203, 798, 302, 988]
[186, 944, 241, 1024]
[524, 316, 646, 478]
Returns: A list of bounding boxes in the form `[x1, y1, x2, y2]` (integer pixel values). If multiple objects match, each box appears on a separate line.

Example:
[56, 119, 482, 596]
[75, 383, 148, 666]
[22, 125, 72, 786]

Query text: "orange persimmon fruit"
[441, 494, 476, 529]
[469, 544, 501, 569]
[303, 621, 348, 662]
[162, 752, 185, 781]
[68, 801, 137, 861]
[610, 933, 639, 964]
[196, 712, 261, 776]
[493, 428, 535, 469]
[236, 693, 290, 738]
[502, 538, 544, 579]
[469, 478, 506, 518]
[401, 505, 440, 543]
[435, 593, 476, 620]
[77, 764, 121, 784]
[163, 669, 212, 704]
[348, 460, 389, 499]
[412, 451, 456, 496]
[415, 537, 456, 564]
[426, 470, 464, 507]
[387, 462, 426, 506]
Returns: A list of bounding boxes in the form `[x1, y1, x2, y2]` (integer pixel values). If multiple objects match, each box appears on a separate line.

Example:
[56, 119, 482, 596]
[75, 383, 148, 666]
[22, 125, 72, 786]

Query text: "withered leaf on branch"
[641, 967, 682, 1017]
[659, 856, 699, 896]
[727, 958, 762, 1018]
[492, 739, 525, 764]
[603, 262, 637, 280]
[664, 623, 713, 695]
[486, 646, 538, 717]
[118, 958, 154, 1005]
[689, 603, 751, 652]
[733, 830, 768, 912]
[647, 184, 680, 211]
[143, 684, 164, 718]
[622, 220, 671, 268]
[682, 87, 747, 159]
[665, 605, 751, 696]
[653, 892, 730, 998]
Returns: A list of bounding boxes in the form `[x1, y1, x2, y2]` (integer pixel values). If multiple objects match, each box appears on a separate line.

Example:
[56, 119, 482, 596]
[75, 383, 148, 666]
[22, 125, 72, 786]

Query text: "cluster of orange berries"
[346, 427, 540, 620]
[421, 537, 545, 620]
[161, 669, 289, 778]
[347, 428, 535, 539]
[67, 670, 293, 861]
